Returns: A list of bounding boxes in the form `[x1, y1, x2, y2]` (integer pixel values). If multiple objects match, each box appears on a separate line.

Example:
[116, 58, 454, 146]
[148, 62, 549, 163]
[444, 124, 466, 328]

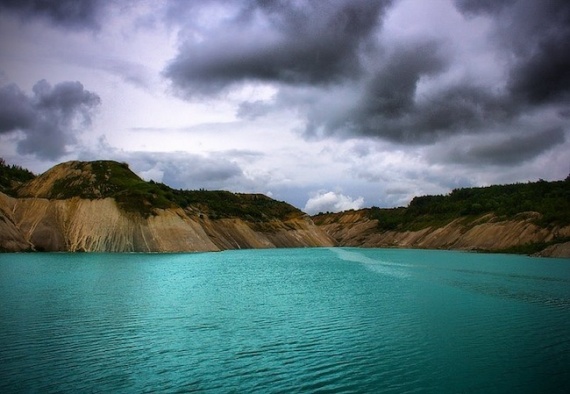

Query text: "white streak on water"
[329, 248, 411, 279]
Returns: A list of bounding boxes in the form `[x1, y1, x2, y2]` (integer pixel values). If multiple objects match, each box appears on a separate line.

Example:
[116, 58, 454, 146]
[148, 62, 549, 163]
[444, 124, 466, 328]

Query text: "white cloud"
[304, 191, 364, 215]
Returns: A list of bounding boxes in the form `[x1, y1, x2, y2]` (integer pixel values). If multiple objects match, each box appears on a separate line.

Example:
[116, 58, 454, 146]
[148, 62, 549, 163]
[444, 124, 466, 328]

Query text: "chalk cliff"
[313, 210, 570, 258]
[0, 161, 335, 252]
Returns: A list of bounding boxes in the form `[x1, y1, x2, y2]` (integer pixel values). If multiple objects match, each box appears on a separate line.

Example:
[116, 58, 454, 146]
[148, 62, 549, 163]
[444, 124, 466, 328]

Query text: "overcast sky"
[0, 0, 568, 214]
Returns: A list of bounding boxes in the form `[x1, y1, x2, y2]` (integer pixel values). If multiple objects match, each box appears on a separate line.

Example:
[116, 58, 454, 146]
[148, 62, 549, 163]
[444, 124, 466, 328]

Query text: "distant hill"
[0, 160, 334, 252]
[313, 178, 570, 257]
[379, 178, 570, 229]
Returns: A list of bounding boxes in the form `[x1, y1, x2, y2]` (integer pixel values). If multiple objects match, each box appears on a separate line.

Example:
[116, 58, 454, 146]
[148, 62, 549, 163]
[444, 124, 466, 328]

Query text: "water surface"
[1, 248, 569, 393]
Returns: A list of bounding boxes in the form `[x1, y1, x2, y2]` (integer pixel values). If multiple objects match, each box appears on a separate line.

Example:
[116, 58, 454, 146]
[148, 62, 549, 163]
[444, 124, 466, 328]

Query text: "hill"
[313, 179, 570, 257]
[0, 160, 334, 252]
[12, 160, 303, 221]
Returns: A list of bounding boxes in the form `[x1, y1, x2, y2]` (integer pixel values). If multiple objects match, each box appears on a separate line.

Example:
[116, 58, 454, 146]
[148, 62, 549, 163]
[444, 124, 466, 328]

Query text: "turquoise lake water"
[0, 248, 569, 393]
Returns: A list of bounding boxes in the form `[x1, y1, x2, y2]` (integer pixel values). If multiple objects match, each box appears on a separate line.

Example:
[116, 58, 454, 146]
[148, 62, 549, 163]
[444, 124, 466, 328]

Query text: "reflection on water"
[0, 249, 569, 393]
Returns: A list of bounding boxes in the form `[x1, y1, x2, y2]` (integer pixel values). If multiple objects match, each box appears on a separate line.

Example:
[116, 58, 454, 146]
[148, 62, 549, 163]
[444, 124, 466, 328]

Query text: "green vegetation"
[6, 159, 568, 227]
[314, 177, 570, 231]
[43, 161, 175, 216]
[0, 158, 35, 195]
[170, 189, 303, 221]
[3, 159, 302, 221]
[367, 178, 570, 230]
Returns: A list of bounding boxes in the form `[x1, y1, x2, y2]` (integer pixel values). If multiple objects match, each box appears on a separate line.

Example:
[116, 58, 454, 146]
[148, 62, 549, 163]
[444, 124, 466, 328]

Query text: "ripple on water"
[0, 249, 569, 393]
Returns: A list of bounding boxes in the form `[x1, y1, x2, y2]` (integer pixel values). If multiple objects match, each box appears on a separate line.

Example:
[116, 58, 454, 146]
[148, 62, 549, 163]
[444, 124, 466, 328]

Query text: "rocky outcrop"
[0, 191, 335, 252]
[313, 210, 570, 258]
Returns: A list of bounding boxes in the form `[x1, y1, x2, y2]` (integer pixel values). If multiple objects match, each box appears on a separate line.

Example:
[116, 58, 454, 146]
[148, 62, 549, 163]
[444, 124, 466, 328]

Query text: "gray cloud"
[304, 41, 460, 143]
[300, 56, 514, 144]
[508, 30, 570, 105]
[236, 100, 274, 120]
[0, 80, 101, 159]
[164, 0, 393, 96]
[162, 0, 568, 164]
[446, 128, 566, 166]
[293, 0, 569, 161]
[354, 84, 514, 143]
[160, 158, 243, 188]
[0, 84, 35, 132]
[363, 41, 448, 118]
[0, 0, 106, 30]
[456, 0, 570, 106]
[454, 0, 516, 15]
[3, 0, 568, 213]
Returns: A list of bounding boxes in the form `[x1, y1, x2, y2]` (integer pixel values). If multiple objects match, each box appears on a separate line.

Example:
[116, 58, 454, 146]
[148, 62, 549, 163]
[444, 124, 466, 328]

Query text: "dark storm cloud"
[508, 26, 570, 105]
[363, 41, 447, 118]
[164, 0, 568, 153]
[164, 0, 393, 95]
[445, 128, 566, 166]
[299, 0, 570, 149]
[456, 0, 570, 106]
[0, 84, 35, 132]
[344, 84, 513, 143]
[302, 42, 514, 144]
[0, 0, 106, 30]
[0, 80, 100, 159]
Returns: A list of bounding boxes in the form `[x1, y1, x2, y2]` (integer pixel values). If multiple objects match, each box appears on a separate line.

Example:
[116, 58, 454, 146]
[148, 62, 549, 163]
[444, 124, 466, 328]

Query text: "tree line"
[368, 177, 570, 230]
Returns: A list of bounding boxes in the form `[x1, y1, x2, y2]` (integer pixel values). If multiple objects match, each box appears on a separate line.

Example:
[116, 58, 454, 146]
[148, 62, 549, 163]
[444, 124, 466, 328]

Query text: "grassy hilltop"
[1, 159, 302, 221]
